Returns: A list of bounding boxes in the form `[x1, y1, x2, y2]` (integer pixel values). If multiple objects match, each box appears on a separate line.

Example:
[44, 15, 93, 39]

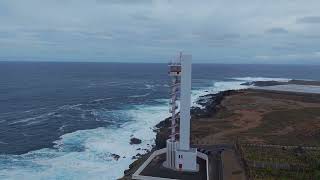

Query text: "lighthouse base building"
[164, 139, 198, 171]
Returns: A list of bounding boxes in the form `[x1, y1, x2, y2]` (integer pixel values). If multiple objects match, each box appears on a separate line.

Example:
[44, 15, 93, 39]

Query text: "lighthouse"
[132, 53, 208, 179]
[165, 52, 198, 172]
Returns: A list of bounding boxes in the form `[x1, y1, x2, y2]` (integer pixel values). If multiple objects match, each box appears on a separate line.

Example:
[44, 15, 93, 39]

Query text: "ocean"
[1, 62, 320, 179]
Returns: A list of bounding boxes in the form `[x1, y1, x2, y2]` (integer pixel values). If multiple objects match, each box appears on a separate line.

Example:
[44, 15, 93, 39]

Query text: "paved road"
[195, 144, 234, 180]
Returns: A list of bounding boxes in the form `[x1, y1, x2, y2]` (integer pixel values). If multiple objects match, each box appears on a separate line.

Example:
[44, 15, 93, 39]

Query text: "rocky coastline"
[119, 80, 301, 179]
[119, 79, 320, 180]
[241, 79, 320, 87]
[119, 89, 235, 179]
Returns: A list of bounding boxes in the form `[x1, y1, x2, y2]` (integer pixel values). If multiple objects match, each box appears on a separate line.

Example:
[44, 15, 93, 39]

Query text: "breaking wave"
[128, 93, 151, 98]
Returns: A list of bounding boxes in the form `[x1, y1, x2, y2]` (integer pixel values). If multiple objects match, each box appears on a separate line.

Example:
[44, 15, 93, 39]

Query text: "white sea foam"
[21, 133, 33, 137]
[59, 104, 83, 111]
[9, 112, 56, 125]
[231, 77, 291, 82]
[129, 93, 151, 98]
[0, 141, 8, 144]
[8, 116, 39, 125]
[0, 103, 170, 180]
[0, 78, 289, 180]
[58, 125, 68, 132]
[91, 98, 113, 103]
[191, 81, 249, 108]
[145, 84, 155, 90]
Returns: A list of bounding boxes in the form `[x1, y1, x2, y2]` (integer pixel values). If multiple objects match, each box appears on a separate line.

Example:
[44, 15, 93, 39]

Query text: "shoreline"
[120, 90, 235, 179]
[120, 79, 320, 179]
[1, 78, 251, 180]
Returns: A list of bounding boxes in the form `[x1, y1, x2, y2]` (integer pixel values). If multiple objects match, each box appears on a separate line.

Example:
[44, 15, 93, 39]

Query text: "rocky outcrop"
[111, 153, 120, 161]
[192, 90, 235, 118]
[154, 117, 171, 150]
[242, 79, 320, 87]
[241, 81, 286, 87]
[130, 138, 142, 145]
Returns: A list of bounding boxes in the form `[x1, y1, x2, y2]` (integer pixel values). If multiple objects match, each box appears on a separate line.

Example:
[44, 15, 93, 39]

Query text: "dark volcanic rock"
[130, 138, 142, 145]
[155, 117, 171, 129]
[131, 153, 142, 160]
[241, 81, 287, 87]
[191, 107, 205, 117]
[240, 81, 254, 86]
[111, 153, 120, 161]
[240, 79, 319, 87]
[192, 90, 235, 118]
[154, 117, 171, 149]
[136, 153, 142, 157]
[155, 128, 169, 149]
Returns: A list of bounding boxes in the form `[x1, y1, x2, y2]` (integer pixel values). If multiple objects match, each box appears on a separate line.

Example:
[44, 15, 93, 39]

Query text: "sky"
[0, 0, 320, 64]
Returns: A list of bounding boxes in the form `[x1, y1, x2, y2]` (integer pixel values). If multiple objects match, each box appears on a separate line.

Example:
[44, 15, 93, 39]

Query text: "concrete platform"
[132, 148, 209, 180]
[140, 154, 207, 180]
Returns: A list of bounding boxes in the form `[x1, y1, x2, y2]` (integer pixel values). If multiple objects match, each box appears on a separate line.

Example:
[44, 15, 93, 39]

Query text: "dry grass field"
[191, 89, 320, 146]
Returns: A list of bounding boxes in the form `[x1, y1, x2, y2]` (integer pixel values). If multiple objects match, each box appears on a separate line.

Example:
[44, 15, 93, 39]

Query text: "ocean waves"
[0, 76, 291, 180]
[0, 102, 170, 180]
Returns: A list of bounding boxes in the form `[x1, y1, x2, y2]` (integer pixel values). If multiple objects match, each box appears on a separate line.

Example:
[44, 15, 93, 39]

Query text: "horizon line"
[1, 60, 320, 66]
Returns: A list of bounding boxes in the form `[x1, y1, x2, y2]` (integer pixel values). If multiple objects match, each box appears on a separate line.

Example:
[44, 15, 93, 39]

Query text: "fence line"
[241, 143, 320, 150]
[234, 140, 319, 179]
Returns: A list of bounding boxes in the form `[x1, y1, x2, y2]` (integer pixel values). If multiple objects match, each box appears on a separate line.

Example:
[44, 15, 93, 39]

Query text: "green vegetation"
[244, 146, 320, 166]
[240, 145, 320, 180]
[252, 168, 315, 180]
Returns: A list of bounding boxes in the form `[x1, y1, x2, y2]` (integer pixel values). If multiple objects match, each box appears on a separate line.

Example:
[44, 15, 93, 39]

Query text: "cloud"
[0, 0, 320, 63]
[297, 16, 320, 24]
[256, 51, 320, 61]
[266, 28, 289, 34]
[95, 0, 151, 5]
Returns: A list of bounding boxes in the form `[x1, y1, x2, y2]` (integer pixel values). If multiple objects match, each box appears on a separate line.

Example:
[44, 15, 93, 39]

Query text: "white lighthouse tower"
[132, 53, 208, 179]
[164, 52, 198, 172]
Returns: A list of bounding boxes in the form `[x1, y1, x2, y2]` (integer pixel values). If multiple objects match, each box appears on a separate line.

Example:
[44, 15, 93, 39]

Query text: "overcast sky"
[0, 0, 320, 63]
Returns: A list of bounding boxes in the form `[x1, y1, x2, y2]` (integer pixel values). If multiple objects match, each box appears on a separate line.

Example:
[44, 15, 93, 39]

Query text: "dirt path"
[222, 150, 246, 180]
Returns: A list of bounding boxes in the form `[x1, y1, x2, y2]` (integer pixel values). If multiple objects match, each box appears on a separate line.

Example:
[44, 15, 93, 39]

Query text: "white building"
[165, 52, 198, 172]
[132, 53, 209, 180]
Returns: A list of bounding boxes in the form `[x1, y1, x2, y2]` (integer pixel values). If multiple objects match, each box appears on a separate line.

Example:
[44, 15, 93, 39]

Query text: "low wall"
[197, 151, 209, 180]
[132, 148, 209, 180]
[132, 148, 169, 180]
